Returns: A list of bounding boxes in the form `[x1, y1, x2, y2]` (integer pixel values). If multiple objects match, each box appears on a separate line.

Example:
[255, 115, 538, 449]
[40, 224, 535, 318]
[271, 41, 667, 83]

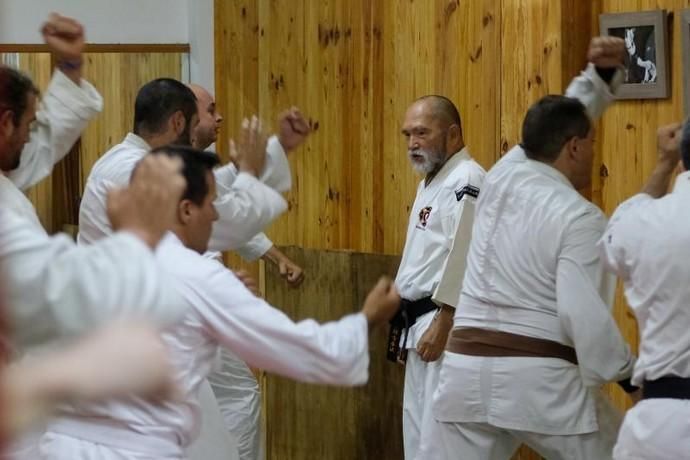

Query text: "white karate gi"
[394, 148, 486, 459]
[39, 233, 370, 459]
[77, 133, 292, 460]
[78, 134, 290, 253]
[417, 64, 634, 460]
[599, 175, 690, 460]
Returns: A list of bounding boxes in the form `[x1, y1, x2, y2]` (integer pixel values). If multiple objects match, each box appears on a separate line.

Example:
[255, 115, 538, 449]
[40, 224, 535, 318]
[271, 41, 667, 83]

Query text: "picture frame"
[681, 9, 690, 114]
[599, 10, 669, 99]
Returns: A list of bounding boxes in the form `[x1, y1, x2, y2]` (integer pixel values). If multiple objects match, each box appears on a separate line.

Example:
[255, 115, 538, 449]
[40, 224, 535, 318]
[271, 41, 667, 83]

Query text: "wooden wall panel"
[262, 247, 403, 460]
[215, 0, 502, 257]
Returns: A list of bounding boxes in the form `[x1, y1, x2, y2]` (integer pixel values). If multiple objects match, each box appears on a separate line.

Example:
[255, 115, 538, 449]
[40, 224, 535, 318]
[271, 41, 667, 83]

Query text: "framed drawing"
[600, 10, 669, 99]
[682, 9, 690, 114]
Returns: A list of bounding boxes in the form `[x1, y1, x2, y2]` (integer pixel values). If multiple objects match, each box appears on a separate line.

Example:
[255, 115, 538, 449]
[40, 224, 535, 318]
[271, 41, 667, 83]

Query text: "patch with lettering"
[416, 206, 433, 230]
[455, 184, 480, 201]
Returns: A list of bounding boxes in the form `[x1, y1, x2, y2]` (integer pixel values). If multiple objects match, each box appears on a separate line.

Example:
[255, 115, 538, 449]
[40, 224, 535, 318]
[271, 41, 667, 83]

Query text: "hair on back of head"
[133, 78, 197, 136]
[520, 95, 591, 162]
[148, 145, 220, 205]
[0, 65, 39, 125]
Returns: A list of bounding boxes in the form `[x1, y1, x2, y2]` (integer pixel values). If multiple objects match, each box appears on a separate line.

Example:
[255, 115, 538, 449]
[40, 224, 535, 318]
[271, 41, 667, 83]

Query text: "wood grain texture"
[262, 247, 404, 460]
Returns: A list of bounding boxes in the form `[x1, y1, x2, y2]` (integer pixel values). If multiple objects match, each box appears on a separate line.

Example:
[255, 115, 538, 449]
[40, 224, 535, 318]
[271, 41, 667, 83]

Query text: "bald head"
[414, 95, 462, 133]
[187, 83, 223, 149]
[402, 95, 465, 176]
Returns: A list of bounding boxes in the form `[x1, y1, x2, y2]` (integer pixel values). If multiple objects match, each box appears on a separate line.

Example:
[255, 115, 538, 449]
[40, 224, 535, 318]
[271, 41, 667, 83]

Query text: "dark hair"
[521, 95, 591, 162]
[133, 78, 197, 136]
[0, 66, 39, 125]
[416, 94, 463, 133]
[681, 120, 690, 171]
[149, 145, 220, 205]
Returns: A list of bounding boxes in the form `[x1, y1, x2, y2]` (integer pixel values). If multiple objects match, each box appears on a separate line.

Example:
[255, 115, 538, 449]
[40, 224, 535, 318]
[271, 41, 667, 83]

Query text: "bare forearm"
[641, 159, 677, 198]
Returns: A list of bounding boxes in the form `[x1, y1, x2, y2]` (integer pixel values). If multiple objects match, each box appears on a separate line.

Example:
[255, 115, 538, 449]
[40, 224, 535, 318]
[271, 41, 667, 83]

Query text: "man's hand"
[107, 154, 186, 249]
[361, 277, 400, 327]
[41, 13, 85, 84]
[235, 269, 260, 297]
[277, 107, 311, 152]
[657, 122, 682, 169]
[278, 257, 305, 287]
[262, 246, 305, 288]
[587, 36, 626, 69]
[416, 306, 454, 362]
[229, 116, 268, 176]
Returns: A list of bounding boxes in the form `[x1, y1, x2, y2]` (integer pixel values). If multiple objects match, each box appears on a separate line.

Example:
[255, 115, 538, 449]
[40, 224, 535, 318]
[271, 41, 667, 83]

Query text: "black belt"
[387, 297, 438, 363]
[643, 376, 690, 400]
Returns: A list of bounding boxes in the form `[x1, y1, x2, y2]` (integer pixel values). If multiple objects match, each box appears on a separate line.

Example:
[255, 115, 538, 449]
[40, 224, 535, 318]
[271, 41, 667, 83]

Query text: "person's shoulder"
[90, 142, 145, 185]
[442, 153, 486, 193]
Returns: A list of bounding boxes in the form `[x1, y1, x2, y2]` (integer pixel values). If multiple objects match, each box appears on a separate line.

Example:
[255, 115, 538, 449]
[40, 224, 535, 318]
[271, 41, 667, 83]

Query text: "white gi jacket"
[433, 64, 635, 435]
[46, 233, 369, 458]
[394, 148, 486, 349]
[78, 133, 289, 254]
[599, 173, 690, 386]
[599, 167, 690, 460]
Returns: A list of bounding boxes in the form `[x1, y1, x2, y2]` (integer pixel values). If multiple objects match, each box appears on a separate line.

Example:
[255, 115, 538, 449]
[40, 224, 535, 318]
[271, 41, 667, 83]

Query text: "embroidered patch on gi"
[416, 206, 432, 229]
[455, 184, 480, 201]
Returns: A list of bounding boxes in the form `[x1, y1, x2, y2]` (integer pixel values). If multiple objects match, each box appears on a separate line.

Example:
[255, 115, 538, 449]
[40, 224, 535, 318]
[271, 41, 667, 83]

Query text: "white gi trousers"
[403, 350, 443, 459]
[417, 384, 622, 460]
[613, 399, 690, 460]
[207, 349, 262, 460]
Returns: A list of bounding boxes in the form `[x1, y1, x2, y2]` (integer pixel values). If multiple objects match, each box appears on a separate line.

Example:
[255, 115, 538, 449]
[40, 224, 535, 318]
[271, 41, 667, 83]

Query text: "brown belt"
[445, 327, 578, 365]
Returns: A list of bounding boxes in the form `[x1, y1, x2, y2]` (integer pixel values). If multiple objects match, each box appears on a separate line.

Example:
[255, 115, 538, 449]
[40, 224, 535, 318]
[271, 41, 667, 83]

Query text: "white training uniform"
[599, 174, 690, 460]
[394, 148, 486, 459]
[417, 64, 635, 460]
[77, 134, 289, 253]
[39, 232, 370, 459]
[77, 134, 291, 460]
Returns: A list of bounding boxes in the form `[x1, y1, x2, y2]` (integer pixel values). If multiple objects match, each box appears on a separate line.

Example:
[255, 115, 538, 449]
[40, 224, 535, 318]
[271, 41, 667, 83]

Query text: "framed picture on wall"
[599, 10, 668, 99]
[681, 10, 690, 114]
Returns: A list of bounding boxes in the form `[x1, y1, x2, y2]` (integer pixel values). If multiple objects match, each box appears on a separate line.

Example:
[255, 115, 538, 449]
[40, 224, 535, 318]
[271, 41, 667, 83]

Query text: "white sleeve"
[433, 184, 480, 307]
[208, 172, 287, 252]
[234, 233, 273, 261]
[598, 193, 651, 279]
[9, 70, 103, 191]
[260, 136, 291, 192]
[565, 63, 622, 121]
[0, 210, 185, 349]
[557, 211, 635, 387]
[196, 262, 369, 385]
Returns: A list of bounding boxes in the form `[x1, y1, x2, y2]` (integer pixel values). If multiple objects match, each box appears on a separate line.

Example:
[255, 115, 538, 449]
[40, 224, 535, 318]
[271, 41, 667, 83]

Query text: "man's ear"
[170, 110, 185, 136]
[565, 136, 580, 161]
[178, 199, 193, 225]
[447, 124, 462, 147]
[0, 110, 15, 139]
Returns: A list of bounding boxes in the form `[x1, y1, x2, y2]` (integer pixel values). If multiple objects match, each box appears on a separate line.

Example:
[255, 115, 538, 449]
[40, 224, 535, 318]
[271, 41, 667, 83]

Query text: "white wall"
[0, 0, 216, 91]
[0, 0, 189, 44]
[187, 0, 215, 92]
